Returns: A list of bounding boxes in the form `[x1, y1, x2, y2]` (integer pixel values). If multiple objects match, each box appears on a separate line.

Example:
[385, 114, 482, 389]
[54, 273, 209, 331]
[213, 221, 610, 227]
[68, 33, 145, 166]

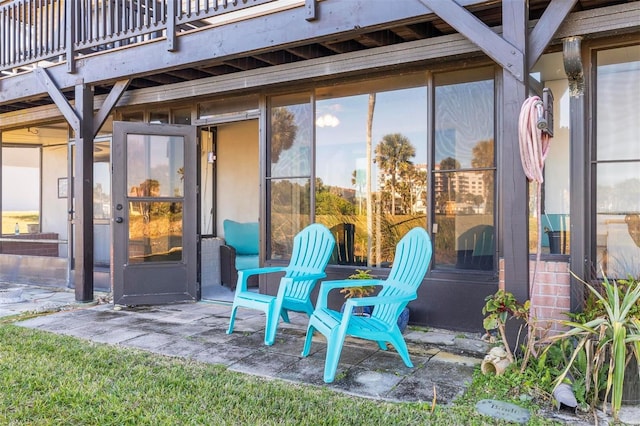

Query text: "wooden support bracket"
[93, 80, 131, 137]
[419, 0, 524, 82]
[35, 68, 80, 134]
[528, 0, 578, 69]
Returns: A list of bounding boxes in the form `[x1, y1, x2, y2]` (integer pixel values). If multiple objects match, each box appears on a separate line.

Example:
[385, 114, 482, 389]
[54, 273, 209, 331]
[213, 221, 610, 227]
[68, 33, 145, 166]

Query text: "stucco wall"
[216, 120, 259, 237]
[544, 78, 570, 215]
[41, 144, 69, 257]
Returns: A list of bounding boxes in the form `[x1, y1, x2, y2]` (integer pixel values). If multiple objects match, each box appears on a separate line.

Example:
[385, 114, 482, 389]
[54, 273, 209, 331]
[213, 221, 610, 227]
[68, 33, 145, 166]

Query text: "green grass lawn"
[0, 323, 559, 425]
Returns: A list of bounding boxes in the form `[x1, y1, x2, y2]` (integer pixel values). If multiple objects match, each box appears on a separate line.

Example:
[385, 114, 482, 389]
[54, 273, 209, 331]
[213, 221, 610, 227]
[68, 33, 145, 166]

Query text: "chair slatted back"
[373, 227, 432, 325]
[284, 224, 335, 299]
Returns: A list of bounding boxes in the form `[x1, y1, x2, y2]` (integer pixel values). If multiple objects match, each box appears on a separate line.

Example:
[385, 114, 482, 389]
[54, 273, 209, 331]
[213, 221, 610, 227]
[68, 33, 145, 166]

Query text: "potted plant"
[546, 273, 640, 421]
[482, 289, 530, 364]
[340, 269, 377, 317]
[339, 269, 410, 332]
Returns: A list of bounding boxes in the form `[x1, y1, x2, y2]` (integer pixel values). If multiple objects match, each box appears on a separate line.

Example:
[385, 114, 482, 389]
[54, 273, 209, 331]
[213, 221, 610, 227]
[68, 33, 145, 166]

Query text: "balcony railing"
[0, 0, 278, 75]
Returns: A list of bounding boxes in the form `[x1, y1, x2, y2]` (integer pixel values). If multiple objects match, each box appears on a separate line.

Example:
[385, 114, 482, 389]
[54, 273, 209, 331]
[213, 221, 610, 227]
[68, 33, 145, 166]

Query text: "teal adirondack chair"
[227, 223, 335, 345]
[301, 227, 432, 383]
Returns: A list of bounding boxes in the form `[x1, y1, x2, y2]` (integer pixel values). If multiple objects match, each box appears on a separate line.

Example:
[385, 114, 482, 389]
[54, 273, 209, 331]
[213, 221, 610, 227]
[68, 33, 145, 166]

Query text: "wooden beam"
[556, 2, 640, 38]
[285, 45, 328, 59]
[0, 0, 483, 104]
[66, 0, 76, 73]
[499, 1, 528, 308]
[528, 0, 578, 69]
[419, 0, 524, 81]
[4, 2, 638, 106]
[118, 33, 481, 106]
[3, 3, 638, 130]
[93, 79, 130, 138]
[167, 0, 177, 52]
[73, 82, 95, 302]
[34, 68, 80, 134]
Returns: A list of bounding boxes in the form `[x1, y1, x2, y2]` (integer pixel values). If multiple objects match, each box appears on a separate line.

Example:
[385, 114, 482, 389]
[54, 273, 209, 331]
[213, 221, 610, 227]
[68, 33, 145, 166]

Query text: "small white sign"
[476, 399, 530, 424]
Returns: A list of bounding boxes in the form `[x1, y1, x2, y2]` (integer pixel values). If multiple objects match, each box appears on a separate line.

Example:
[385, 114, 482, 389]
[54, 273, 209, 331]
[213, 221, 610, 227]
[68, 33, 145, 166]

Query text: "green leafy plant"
[339, 269, 377, 317]
[482, 289, 530, 363]
[546, 273, 640, 421]
[340, 269, 376, 299]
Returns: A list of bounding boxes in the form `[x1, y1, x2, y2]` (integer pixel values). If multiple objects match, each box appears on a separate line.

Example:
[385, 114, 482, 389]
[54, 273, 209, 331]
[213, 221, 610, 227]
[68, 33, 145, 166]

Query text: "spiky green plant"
[547, 273, 640, 421]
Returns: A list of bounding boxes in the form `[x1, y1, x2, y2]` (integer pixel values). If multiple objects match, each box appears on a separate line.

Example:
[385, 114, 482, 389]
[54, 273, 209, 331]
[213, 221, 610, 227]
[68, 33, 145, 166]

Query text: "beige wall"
[216, 120, 259, 237]
[544, 79, 570, 215]
[41, 144, 69, 257]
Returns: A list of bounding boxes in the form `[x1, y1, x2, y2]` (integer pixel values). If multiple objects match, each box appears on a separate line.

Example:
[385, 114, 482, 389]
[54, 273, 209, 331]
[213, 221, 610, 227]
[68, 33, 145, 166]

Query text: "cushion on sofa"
[223, 219, 259, 256]
[235, 254, 259, 271]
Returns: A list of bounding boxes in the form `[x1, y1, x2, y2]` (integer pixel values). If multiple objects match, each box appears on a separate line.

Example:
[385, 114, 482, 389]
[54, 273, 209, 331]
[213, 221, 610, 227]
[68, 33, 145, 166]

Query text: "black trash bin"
[547, 231, 563, 254]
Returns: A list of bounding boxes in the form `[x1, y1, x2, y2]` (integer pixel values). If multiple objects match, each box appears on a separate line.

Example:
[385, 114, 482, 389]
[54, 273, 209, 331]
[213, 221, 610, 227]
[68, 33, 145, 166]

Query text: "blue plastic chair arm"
[287, 272, 327, 282]
[344, 293, 415, 309]
[236, 267, 287, 293]
[316, 279, 382, 309]
[240, 266, 287, 277]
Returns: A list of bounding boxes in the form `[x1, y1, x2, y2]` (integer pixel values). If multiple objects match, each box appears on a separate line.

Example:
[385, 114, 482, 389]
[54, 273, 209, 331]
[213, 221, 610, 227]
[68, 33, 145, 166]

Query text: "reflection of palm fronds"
[375, 133, 416, 216]
[271, 107, 298, 163]
[316, 213, 426, 266]
[372, 215, 394, 263]
[376, 215, 427, 264]
[603, 252, 640, 280]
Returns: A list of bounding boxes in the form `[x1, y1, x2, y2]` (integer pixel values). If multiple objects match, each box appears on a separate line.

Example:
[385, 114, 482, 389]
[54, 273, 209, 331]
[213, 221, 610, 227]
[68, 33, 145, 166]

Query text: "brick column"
[499, 258, 571, 335]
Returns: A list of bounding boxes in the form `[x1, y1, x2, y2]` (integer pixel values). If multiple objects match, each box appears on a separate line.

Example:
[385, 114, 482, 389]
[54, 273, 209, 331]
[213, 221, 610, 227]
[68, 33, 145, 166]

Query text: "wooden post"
[74, 82, 95, 302]
[564, 36, 587, 311]
[167, 0, 177, 52]
[66, 0, 76, 73]
[499, 1, 529, 318]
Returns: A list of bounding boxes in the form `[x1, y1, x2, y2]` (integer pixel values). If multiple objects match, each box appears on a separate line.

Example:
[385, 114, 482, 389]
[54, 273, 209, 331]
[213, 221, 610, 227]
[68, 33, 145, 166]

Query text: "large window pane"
[596, 163, 640, 278]
[270, 94, 312, 178]
[2, 146, 40, 235]
[127, 134, 184, 198]
[126, 134, 185, 264]
[435, 84, 494, 169]
[316, 82, 428, 267]
[94, 141, 111, 220]
[267, 94, 313, 260]
[128, 201, 183, 263]
[269, 178, 310, 259]
[434, 171, 495, 269]
[434, 70, 495, 270]
[94, 139, 112, 266]
[595, 45, 640, 279]
[597, 47, 640, 161]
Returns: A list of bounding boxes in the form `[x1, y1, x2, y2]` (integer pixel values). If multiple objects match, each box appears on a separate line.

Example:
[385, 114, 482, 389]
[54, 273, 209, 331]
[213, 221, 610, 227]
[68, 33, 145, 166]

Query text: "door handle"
[115, 217, 124, 223]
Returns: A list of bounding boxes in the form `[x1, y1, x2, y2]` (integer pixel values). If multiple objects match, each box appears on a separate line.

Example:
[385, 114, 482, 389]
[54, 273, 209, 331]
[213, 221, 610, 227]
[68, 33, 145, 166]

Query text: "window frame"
[264, 67, 498, 276]
[588, 41, 640, 281]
